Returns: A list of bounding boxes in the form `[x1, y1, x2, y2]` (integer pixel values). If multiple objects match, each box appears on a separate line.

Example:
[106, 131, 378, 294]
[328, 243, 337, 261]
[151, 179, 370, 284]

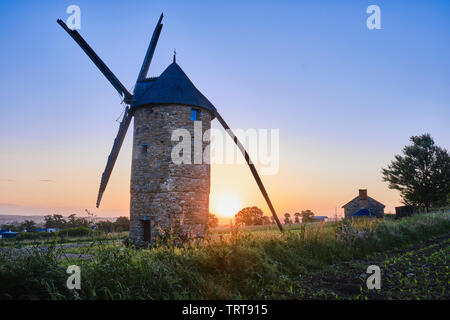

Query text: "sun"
[211, 192, 242, 218]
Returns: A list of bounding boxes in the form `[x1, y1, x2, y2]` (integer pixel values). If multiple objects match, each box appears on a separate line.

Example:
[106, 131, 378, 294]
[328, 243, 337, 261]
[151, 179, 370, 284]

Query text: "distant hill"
[0, 215, 116, 226]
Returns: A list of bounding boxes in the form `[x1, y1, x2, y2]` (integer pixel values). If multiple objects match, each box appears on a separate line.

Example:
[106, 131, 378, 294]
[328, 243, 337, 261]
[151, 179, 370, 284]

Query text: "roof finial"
[173, 49, 176, 63]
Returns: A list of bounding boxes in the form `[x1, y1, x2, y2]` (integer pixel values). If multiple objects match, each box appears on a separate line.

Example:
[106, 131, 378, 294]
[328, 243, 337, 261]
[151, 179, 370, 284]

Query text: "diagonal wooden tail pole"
[214, 111, 284, 232]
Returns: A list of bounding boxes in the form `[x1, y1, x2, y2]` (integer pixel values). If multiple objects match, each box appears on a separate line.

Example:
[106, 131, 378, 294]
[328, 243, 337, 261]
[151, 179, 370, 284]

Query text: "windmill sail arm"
[137, 13, 164, 82]
[57, 19, 132, 103]
[96, 107, 133, 207]
[214, 111, 284, 232]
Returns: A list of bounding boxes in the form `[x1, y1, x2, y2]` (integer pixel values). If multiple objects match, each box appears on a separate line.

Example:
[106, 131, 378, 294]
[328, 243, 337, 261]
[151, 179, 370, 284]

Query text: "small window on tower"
[191, 108, 200, 121]
[141, 143, 149, 154]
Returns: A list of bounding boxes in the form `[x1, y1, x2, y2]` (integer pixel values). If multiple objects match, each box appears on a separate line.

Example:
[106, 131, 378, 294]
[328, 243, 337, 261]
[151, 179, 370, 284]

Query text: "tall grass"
[0, 211, 449, 299]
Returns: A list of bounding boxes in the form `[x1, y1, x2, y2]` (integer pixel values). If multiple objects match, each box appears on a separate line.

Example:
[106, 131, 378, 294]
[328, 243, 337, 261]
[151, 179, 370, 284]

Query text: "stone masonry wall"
[343, 197, 385, 218]
[129, 104, 211, 244]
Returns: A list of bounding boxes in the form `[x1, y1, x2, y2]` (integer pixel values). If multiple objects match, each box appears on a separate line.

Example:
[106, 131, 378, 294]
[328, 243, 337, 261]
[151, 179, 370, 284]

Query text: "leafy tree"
[66, 214, 90, 228]
[96, 221, 115, 234]
[67, 214, 77, 228]
[235, 206, 264, 226]
[261, 216, 271, 225]
[19, 220, 36, 232]
[84, 209, 96, 226]
[301, 210, 315, 223]
[382, 134, 450, 212]
[44, 213, 95, 230]
[270, 216, 275, 225]
[294, 212, 301, 224]
[1, 223, 19, 232]
[283, 213, 292, 225]
[114, 216, 130, 232]
[208, 213, 219, 228]
[44, 214, 66, 229]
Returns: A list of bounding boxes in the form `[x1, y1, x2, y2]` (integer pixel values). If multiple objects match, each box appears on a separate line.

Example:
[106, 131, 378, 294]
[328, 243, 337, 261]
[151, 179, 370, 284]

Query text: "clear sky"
[0, 0, 449, 221]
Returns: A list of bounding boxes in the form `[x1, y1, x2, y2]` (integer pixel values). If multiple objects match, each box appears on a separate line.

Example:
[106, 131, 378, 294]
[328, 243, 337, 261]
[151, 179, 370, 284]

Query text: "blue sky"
[0, 0, 449, 217]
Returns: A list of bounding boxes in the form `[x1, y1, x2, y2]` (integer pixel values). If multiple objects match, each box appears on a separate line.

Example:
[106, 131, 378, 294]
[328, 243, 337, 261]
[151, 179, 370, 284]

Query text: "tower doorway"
[142, 220, 151, 243]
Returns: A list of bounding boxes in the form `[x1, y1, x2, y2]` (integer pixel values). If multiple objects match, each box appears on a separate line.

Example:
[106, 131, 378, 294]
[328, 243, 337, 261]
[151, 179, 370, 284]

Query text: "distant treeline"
[1, 213, 129, 234]
[208, 207, 317, 227]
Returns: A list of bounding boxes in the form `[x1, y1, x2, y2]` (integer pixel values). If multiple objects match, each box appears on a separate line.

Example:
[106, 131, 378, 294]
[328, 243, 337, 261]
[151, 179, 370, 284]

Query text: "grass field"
[0, 211, 448, 300]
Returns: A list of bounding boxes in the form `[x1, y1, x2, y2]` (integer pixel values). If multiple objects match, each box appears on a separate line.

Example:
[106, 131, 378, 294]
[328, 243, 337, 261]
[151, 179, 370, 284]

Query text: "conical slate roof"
[131, 62, 216, 114]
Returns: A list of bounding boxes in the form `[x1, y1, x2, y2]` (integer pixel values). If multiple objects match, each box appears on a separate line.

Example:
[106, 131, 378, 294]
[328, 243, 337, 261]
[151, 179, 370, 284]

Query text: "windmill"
[57, 13, 283, 244]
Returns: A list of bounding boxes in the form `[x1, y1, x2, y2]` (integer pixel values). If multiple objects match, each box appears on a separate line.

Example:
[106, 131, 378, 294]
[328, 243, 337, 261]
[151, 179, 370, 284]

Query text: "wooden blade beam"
[57, 19, 133, 104]
[214, 111, 284, 232]
[136, 13, 164, 82]
[96, 107, 133, 207]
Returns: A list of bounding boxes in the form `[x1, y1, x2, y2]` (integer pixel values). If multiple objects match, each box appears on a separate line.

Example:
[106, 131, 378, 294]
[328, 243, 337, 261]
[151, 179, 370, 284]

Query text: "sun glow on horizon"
[211, 192, 242, 218]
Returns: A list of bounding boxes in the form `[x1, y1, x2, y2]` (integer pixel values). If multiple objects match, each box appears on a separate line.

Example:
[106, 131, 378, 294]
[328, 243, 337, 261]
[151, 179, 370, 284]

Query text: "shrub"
[0, 247, 71, 299]
[16, 232, 57, 240]
[58, 226, 91, 238]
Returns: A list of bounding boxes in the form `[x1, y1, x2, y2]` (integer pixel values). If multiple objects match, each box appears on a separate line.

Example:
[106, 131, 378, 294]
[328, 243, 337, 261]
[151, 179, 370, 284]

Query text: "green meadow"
[0, 211, 449, 300]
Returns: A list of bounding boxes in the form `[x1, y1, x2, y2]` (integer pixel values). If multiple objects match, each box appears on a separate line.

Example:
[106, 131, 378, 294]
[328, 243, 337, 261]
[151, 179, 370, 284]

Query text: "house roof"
[1, 231, 18, 234]
[131, 62, 216, 115]
[342, 196, 385, 208]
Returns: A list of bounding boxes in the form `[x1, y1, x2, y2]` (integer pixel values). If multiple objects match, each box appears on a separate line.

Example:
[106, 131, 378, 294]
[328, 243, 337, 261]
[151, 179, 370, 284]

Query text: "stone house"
[342, 189, 385, 218]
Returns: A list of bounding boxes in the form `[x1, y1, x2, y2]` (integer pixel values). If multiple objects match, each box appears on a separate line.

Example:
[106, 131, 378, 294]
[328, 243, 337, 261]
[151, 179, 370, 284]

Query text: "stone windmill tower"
[58, 14, 283, 244]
